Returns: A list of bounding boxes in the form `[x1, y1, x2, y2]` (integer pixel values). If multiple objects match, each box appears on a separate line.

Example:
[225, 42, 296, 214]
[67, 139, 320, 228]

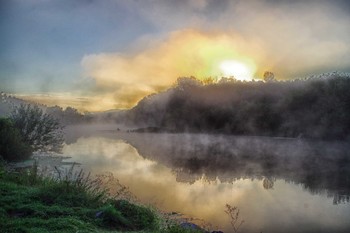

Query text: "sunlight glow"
[219, 60, 255, 81]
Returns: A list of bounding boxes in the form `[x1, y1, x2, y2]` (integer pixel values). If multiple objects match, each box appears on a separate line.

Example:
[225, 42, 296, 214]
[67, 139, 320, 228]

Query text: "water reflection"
[112, 133, 350, 204]
[63, 132, 350, 233]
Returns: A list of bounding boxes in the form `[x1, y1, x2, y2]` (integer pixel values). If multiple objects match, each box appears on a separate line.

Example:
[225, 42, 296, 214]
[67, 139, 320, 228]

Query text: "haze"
[1, 0, 350, 111]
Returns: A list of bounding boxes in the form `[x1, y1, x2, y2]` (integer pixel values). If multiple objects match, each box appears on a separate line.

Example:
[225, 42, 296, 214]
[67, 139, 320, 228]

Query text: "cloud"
[78, 0, 350, 111]
[131, 0, 350, 76]
[223, 0, 350, 76]
[6, 0, 349, 111]
[81, 29, 263, 110]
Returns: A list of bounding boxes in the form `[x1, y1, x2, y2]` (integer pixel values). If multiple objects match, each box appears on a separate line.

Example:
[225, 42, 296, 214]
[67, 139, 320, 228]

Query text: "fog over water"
[2, 1, 350, 231]
[61, 127, 350, 233]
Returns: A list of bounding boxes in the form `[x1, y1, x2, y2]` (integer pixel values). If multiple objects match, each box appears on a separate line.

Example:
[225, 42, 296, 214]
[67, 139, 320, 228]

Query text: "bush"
[98, 204, 131, 229]
[35, 169, 107, 208]
[0, 118, 32, 161]
[10, 104, 64, 153]
[112, 199, 159, 231]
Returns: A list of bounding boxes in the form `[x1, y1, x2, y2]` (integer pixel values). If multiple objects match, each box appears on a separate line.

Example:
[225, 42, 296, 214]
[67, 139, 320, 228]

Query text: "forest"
[126, 72, 350, 140]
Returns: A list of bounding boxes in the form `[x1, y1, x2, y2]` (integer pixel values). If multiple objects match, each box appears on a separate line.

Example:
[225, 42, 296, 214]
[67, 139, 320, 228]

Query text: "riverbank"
[0, 161, 204, 233]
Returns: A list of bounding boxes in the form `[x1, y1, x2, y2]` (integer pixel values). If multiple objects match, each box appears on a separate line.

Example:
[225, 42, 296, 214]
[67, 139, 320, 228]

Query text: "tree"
[263, 71, 275, 82]
[10, 104, 64, 153]
[0, 118, 32, 161]
[176, 76, 202, 90]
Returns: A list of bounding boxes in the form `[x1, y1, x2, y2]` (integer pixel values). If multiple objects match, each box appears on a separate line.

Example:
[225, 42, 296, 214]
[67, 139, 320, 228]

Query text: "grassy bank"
[0, 162, 203, 233]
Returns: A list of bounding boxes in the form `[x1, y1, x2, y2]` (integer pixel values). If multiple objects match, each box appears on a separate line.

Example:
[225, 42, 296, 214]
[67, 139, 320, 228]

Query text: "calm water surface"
[62, 130, 350, 233]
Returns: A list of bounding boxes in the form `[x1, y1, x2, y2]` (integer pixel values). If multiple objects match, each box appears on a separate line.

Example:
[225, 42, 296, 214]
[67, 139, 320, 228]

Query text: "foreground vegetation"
[0, 104, 64, 162]
[0, 161, 203, 233]
[0, 118, 32, 161]
[0, 104, 205, 232]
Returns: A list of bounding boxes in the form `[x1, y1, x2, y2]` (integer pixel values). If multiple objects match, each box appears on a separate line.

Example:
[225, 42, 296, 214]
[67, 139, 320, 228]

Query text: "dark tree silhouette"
[263, 71, 275, 82]
[126, 73, 350, 140]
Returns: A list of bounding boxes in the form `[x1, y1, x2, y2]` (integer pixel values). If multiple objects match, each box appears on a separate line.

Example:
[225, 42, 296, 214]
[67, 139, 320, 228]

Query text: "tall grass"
[0, 160, 204, 233]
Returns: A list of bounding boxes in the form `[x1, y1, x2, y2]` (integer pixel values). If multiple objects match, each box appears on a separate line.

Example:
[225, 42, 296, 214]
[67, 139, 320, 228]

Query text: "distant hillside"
[124, 72, 350, 140]
[0, 93, 86, 125]
[0, 92, 33, 116]
[86, 109, 128, 123]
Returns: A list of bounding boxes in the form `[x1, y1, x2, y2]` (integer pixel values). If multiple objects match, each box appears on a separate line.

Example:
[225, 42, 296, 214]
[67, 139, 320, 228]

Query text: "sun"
[219, 60, 255, 81]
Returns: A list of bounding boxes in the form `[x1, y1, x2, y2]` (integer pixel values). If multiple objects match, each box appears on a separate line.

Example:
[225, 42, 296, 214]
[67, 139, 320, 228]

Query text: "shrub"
[0, 118, 32, 161]
[112, 199, 159, 231]
[98, 204, 131, 229]
[36, 169, 107, 208]
[10, 104, 64, 153]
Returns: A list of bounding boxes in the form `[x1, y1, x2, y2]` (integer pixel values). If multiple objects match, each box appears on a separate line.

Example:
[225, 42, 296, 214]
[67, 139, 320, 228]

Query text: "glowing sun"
[219, 60, 255, 81]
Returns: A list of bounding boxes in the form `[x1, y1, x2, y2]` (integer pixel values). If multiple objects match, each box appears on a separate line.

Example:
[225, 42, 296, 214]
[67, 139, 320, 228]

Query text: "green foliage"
[164, 224, 204, 233]
[0, 162, 210, 233]
[10, 104, 64, 153]
[28, 165, 108, 208]
[0, 165, 193, 233]
[1, 163, 43, 186]
[111, 199, 159, 231]
[97, 204, 132, 229]
[0, 118, 32, 161]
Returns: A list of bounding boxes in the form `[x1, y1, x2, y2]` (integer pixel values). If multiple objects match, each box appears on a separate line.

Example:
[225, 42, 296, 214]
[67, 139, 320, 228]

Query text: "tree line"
[126, 73, 350, 140]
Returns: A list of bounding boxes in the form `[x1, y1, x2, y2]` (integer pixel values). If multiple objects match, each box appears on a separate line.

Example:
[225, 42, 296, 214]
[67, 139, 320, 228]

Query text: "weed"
[225, 204, 244, 233]
[43, 164, 109, 207]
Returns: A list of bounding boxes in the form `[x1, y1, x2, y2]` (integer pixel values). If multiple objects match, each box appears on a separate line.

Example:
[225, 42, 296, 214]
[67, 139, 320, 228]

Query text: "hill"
[0, 93, 85, 125]
[0, 92, 30, 116]
[124, 72, 350, 140]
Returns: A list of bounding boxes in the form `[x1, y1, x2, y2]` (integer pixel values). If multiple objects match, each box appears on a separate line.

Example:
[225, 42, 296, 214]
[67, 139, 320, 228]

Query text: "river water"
[62, 129, 350, 233]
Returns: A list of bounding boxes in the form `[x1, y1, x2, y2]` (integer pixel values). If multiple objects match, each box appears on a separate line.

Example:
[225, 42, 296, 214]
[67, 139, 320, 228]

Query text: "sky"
[1, 0, 350, 111]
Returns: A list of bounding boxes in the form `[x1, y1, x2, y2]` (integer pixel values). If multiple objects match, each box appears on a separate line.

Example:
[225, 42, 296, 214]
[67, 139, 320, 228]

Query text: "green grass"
[0, 162, 203, 233]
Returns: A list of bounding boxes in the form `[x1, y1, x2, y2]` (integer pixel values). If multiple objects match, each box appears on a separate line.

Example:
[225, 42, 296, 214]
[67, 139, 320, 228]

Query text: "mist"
[3, 1, 350, 110]
[112, 132, 350, 204]
[60, 130, 350, 233]
[125, 72, 350, 140]
[2, 1, 350, 232]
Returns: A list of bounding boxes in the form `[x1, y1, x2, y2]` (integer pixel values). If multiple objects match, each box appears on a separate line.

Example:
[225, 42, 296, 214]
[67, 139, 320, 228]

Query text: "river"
[61, 128, 350, 233]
